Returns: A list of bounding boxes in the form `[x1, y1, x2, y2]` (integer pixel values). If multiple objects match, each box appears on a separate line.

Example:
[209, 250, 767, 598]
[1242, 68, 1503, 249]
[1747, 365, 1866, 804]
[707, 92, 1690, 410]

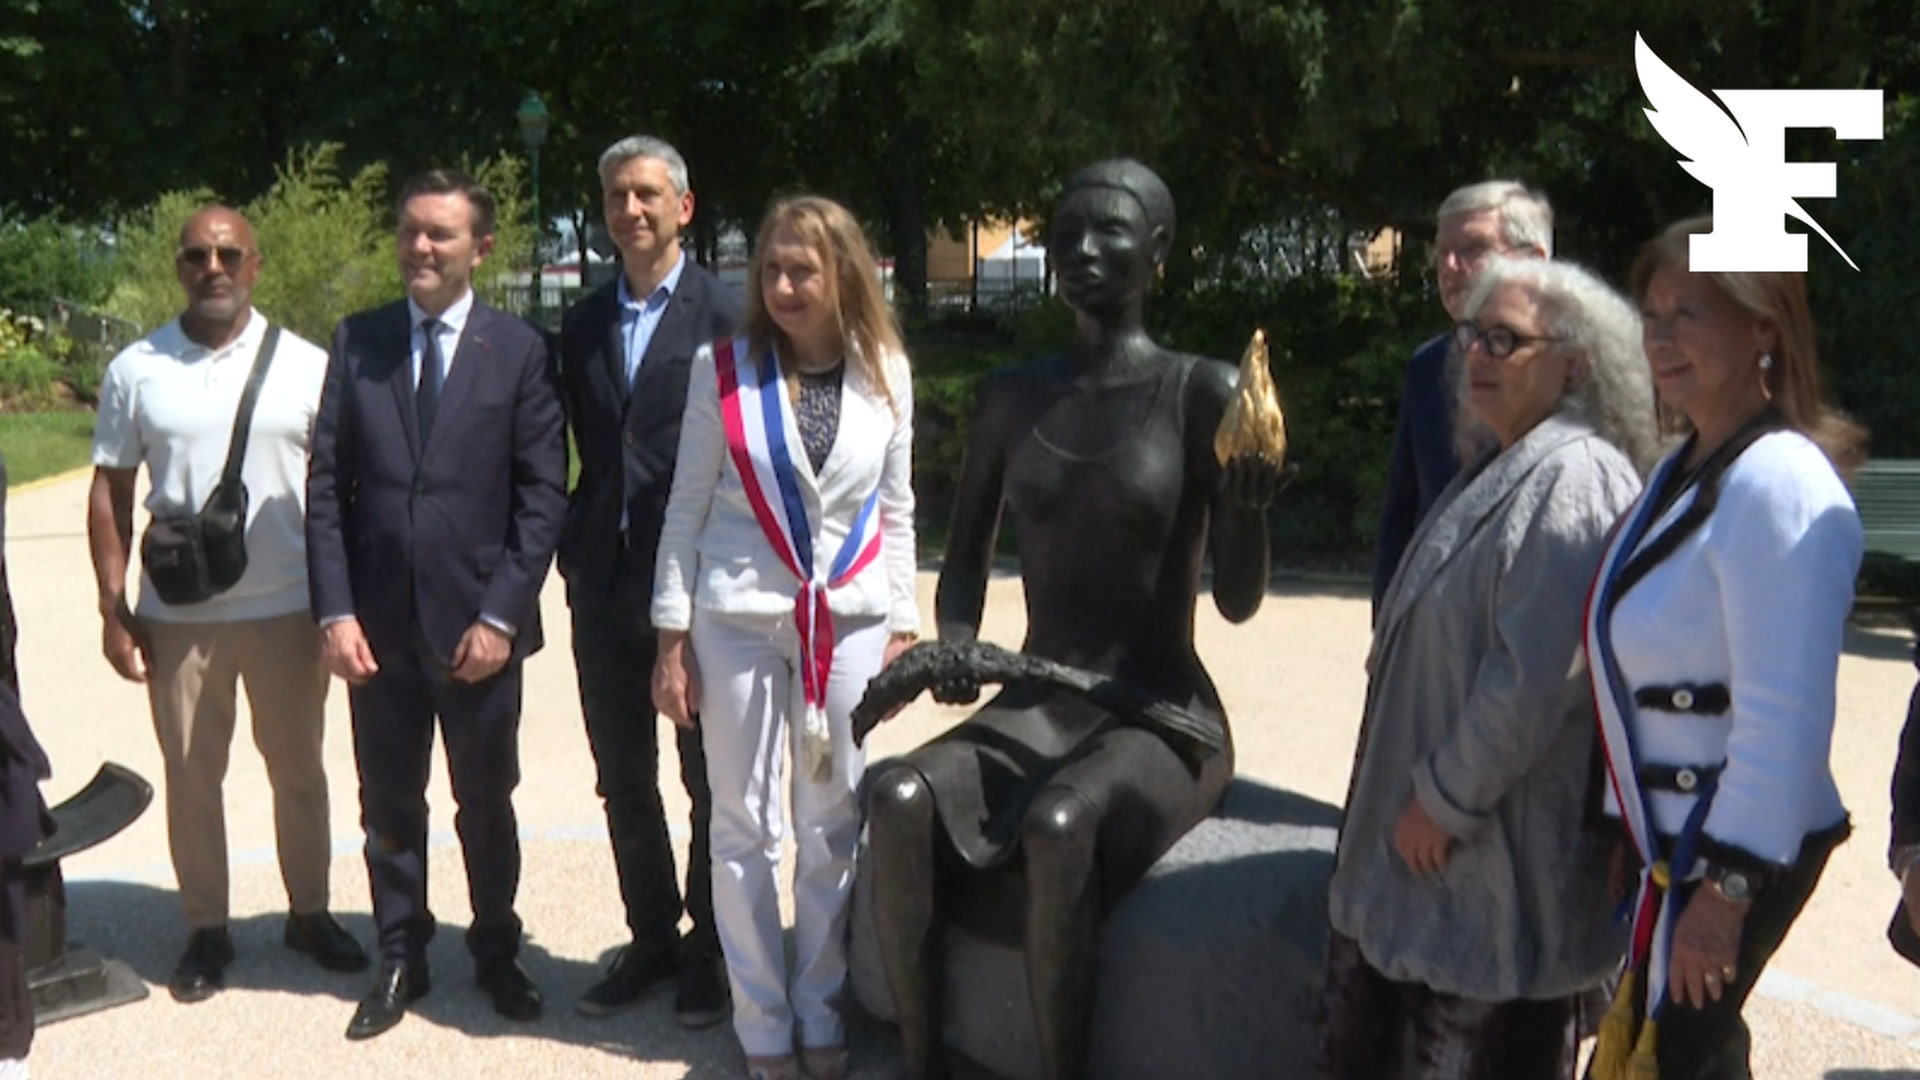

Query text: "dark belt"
[1633, 682, 1730, 715]
[1639, 762, 1723, 794]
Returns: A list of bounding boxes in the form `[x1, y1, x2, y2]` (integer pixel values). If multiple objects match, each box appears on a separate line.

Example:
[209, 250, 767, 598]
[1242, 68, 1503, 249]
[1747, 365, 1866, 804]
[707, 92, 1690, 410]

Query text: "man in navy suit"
[558, 136, 741, 1025]
[306, 169, 567, 1040]
[1371, 181, 1553, 614]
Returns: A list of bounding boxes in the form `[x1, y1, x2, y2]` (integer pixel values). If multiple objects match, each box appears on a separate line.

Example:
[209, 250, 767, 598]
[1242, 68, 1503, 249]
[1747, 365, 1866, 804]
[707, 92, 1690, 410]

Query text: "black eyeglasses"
[1453, 321, 1563, 360]
[178, 245, 250, 270]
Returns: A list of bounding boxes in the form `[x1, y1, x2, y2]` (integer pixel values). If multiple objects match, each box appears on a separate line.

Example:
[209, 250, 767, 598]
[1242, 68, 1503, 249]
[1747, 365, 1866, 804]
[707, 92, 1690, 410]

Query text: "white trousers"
[691, 608, 881, 1057]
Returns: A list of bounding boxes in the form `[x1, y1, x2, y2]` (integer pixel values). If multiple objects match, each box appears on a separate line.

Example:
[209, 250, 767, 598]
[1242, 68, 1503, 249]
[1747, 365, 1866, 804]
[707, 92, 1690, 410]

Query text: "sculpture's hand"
[1221, 454, 1295, 510]
[930, 676, 982, 706]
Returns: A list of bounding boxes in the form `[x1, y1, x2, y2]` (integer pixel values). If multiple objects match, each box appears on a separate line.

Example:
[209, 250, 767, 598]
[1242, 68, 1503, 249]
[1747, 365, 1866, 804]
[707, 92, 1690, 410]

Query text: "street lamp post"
[516, 92, 550, 323]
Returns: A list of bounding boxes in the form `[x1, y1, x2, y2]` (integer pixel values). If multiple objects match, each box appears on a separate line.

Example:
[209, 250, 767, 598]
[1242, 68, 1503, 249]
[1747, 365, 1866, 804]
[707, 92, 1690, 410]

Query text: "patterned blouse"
[793, 364, 844, 473]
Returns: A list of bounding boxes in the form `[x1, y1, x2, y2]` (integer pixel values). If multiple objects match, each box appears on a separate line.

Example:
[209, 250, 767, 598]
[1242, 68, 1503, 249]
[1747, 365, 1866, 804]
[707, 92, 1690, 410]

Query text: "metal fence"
[47, 299, 141, 351]
[492, 283, 588, 328]
[924, 275, 1051, 314]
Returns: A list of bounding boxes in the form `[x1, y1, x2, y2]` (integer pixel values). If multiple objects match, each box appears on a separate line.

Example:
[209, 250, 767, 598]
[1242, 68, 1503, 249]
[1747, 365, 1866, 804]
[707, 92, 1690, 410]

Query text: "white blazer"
[651, 339, 920, 635]
[1602, 430, 1861, 865]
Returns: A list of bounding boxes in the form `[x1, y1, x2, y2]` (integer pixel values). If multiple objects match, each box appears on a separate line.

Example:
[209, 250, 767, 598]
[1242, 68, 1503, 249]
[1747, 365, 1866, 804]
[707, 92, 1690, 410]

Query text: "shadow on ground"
[1848, 619, 1916, 663]
[58, 879, 903, 1077]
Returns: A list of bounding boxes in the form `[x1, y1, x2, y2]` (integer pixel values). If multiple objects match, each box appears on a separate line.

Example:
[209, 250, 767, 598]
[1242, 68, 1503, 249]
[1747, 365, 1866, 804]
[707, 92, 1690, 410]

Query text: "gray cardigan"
[1328, 413, 1641, 1000]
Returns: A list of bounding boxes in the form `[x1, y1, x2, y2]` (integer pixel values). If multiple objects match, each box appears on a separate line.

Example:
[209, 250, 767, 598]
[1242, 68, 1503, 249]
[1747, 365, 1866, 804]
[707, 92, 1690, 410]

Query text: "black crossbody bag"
[140, 325, 282, 605]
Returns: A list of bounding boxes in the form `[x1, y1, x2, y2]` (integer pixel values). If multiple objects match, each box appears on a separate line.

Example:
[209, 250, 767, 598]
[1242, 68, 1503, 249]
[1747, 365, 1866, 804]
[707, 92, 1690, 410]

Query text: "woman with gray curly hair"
[1319, 257, 1656, 1080]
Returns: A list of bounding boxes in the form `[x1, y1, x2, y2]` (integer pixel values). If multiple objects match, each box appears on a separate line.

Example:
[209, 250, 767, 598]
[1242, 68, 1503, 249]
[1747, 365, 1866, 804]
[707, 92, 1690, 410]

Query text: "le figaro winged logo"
[1635, 33, 1882, 272]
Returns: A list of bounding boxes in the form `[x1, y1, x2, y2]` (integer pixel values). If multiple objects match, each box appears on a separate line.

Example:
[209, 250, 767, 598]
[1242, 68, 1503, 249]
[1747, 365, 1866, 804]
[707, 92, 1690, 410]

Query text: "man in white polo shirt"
[86, 205, 368, 1003]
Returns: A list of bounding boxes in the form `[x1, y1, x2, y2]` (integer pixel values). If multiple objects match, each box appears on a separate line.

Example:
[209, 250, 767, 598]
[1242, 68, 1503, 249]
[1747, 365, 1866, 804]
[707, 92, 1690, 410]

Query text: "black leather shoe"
[673, 951, 730, 1029]
[168, 927, 234, 1003]
[284, 911, 371, 973]
[477, 959, 542, 1022]
[576, 941, 678, 1018]
[346, 964, 430, 1041]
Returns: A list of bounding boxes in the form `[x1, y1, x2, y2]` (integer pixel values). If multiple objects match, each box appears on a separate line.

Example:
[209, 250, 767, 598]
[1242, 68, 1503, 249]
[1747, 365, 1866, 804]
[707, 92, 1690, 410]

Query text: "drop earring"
[1759, 353, 1775, 371]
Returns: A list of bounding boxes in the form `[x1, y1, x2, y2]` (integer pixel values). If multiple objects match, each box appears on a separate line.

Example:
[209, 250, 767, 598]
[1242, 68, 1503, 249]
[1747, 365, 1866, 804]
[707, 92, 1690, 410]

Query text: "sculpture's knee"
[869, 764, 936, 845]
[1021, 788, 1099, 871]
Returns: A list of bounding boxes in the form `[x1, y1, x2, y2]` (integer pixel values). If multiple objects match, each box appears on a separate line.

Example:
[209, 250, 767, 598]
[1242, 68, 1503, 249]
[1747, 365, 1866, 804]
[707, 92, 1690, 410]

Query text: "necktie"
[417, 318, 443, 438]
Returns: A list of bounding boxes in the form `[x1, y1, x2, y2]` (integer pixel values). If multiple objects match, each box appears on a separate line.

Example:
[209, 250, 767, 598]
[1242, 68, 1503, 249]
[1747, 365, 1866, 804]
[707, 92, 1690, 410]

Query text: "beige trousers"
[143, 611, 332, 928]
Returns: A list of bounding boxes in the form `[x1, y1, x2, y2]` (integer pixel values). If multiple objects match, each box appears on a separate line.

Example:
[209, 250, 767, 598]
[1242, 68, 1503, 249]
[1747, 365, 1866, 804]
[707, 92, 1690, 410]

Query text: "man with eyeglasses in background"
[87, 205, 368, 1004]
[1371, 181, 1553, 615]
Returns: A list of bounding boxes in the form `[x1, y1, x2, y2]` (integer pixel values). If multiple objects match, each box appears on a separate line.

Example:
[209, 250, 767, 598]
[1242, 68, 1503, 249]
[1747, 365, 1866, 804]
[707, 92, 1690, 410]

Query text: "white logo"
[1636, 33, 1882, 271]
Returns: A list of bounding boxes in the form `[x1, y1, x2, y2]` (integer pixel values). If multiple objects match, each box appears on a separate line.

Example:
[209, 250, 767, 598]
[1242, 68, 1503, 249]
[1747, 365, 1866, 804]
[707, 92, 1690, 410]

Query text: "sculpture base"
[29, 946, 149, 1025]
[850, 778, 1341, 1080]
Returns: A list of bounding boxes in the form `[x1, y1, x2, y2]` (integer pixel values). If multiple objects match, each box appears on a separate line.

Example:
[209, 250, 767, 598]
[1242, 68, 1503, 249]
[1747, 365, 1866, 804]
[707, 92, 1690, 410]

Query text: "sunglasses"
[1453, 321, 1564, 360]
[177, 245, 250, 269]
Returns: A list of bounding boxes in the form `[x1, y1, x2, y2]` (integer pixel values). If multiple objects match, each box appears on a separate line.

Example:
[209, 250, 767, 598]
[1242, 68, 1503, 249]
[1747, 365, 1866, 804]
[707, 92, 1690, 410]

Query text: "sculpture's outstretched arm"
[851, 640, 1223, 767]
[1188, 359, 1281, 624]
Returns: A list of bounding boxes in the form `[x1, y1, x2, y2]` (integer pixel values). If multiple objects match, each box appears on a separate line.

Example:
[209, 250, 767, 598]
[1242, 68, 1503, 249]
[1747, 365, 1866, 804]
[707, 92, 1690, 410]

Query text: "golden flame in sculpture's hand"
[1213, 328, 1288, 467]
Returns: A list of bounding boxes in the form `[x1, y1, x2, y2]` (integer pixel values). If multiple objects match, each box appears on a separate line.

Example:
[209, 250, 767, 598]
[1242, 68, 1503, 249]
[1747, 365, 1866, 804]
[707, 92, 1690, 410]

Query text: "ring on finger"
[1721, 965, 1737, 979]
[1704, 973, 1722, 985]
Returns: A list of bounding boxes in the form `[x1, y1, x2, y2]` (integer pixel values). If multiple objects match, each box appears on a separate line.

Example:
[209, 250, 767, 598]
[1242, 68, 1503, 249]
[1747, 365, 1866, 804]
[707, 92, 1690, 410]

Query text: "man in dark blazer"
[1371, 180, 1553, 615]
[306, 169, 567, 1040]
[558, 135, 741, 1025]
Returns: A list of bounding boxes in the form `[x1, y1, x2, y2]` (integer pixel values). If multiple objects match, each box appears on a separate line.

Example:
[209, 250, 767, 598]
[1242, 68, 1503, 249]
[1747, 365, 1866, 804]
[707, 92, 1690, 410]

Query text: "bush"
[244, 146, 396, 345]
[59, 339, 112, 406]
[0, 214, 116, 318]
[1813, 96, 1920, 459]
[0, 308, 64, 406]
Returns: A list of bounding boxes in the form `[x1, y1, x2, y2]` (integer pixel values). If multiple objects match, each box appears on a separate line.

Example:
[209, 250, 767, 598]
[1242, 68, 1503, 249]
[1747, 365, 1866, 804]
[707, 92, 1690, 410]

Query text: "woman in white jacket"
[651, 195, 918, 1080]
[1585, 216, 1865, 1080]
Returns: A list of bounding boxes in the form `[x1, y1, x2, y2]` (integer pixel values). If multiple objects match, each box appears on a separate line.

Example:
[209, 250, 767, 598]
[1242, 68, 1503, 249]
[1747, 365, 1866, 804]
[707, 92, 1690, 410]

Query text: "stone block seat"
[848, 775, 1340, 1080]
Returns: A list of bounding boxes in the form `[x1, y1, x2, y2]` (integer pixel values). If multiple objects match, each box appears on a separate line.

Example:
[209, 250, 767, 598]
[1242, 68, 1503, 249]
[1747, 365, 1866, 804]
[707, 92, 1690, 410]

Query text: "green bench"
[1855, 459, 1920, 563]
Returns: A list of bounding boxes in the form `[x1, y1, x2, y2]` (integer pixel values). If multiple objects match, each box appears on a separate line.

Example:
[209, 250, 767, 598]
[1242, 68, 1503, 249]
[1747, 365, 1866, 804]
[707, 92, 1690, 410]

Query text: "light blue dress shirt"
[618, 250, 686, 392]
[615, 252, 686, 535]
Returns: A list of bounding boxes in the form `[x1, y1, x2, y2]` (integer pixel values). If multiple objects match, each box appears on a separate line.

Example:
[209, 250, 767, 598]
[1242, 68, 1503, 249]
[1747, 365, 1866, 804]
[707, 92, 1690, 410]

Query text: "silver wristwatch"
[1707, 864, 1754, 903]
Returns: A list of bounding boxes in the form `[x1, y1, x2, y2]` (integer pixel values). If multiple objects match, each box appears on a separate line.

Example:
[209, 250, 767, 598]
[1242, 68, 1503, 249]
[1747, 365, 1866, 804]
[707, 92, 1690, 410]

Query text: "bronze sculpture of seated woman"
[860, 159, 1283, 1080]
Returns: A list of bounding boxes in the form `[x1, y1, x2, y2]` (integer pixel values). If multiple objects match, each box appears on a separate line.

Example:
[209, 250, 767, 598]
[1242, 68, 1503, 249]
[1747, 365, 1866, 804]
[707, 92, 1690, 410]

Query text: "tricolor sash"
[714, 336, 884, 780]
[1584, 450, 1714, 1079]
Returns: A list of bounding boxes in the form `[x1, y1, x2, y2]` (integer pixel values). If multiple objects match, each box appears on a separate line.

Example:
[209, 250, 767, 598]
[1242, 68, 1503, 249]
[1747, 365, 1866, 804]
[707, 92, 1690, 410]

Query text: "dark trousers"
[1650, 820, 1849, 1080]
[351, 635, 525, 972]
[571, 544, 716, 960]
[1318, 931, 1578, 1080]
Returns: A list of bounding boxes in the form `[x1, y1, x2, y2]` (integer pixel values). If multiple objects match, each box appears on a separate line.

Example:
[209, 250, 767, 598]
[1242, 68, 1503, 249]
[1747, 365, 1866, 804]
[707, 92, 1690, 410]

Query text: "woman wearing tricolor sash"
[651, 196, 919, 1080]
[1584, 217, 1864, 1080]
[1320, 258, 1658, 1080]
